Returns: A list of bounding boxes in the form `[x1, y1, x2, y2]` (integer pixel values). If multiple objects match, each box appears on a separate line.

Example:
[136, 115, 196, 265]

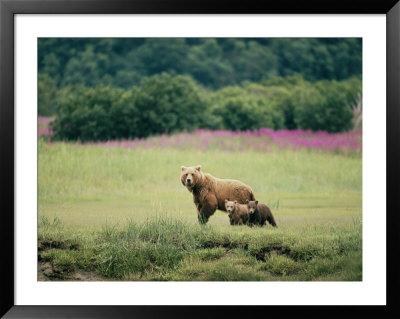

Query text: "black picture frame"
[1, 0, 399, 318]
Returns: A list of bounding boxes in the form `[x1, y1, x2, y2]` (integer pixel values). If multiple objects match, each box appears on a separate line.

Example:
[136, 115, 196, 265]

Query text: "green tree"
[62, 45, 113, 87]
[38, 73, 58, 116]
[130, 38, 189, 76]
[38, 38, 362, 90]
[230, 41, 278, 83]
[186, 39, 234, 88]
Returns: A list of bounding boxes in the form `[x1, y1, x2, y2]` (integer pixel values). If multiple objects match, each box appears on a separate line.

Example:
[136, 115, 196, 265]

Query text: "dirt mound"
[251, 243, 292, 261]
[37, 262, 104, 281]
[200, 239, 249, 250]
[38, 239, 104, 281]
[38, 239, 79, 251]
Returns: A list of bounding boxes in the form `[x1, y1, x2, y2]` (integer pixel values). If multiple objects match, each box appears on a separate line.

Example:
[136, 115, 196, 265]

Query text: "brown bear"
[225, 200, 249, 225]
[180, 165, 255, 224]
[247, 200, 277, 227]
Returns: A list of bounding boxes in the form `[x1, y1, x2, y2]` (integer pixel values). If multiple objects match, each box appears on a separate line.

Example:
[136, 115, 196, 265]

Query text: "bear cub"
[225, 200, 249, 225]
[247, 200, 277, 227]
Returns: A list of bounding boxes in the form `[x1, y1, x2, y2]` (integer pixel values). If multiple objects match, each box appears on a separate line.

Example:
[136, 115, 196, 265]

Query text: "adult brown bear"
[180, 165, 255, 224]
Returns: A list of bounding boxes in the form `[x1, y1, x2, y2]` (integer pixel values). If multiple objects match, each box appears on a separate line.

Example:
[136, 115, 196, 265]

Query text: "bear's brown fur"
[225, 200, 249, 225]
[247, 200, 277, 227]
[181, 165, 256, 224]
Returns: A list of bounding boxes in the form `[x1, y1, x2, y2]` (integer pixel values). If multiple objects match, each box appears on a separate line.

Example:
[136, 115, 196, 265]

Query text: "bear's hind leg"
[266, 214, 277, 227]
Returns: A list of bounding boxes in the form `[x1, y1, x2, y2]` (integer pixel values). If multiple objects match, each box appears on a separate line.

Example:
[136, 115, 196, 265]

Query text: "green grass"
[38, 140, 362, 281]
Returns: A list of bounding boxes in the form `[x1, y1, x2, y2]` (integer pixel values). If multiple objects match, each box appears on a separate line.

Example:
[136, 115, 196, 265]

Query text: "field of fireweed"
[38, 117, 362, 281]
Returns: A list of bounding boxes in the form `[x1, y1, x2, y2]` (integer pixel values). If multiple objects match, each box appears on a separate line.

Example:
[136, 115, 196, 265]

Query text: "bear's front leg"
[198, 205, 216, 224]
[197, 195, 218, 225]
[198, 212, 209, 225]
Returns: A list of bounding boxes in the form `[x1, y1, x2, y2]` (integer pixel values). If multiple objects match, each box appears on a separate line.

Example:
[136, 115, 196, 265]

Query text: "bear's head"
[246, 200, 258, 215]
[181, 165, 202, 189]
[225, 199, 237, 214]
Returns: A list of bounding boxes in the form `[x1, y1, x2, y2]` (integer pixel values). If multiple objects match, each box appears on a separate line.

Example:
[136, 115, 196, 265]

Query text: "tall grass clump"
[92, 217, 217, 278]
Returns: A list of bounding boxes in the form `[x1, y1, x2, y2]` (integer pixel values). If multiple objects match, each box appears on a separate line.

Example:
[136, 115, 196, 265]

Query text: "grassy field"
[38, 140, 362, 281]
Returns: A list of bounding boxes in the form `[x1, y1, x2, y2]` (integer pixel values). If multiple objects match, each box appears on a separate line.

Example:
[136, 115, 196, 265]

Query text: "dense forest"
[38, 38, 362, 140]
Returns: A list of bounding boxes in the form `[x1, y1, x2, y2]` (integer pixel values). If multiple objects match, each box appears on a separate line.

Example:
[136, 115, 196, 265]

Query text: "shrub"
[213, 96, 284, 131]
[132, 73, 210, 137]
[50, 74, 361, 141]
[52, 74, 210, 141]
[292, 79, 359, 132]
[109, 90, 139, 139]
[52, 85, 123, 141]
[211, 85, 285, 131]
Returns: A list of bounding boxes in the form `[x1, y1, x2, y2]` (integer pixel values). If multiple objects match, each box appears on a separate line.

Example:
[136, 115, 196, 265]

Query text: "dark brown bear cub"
[247, 200, 277, 227]
[225, 200, 249, 225]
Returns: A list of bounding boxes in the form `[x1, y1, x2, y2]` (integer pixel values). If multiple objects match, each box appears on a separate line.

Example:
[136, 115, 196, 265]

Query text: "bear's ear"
[246, 199, 249, 203]
[181, 166, 186, 171]
[195, 165, 201, 172]
[255, 200, 259, 205]
[225, 199, 228, 203]
[234, 200, 237, 204]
